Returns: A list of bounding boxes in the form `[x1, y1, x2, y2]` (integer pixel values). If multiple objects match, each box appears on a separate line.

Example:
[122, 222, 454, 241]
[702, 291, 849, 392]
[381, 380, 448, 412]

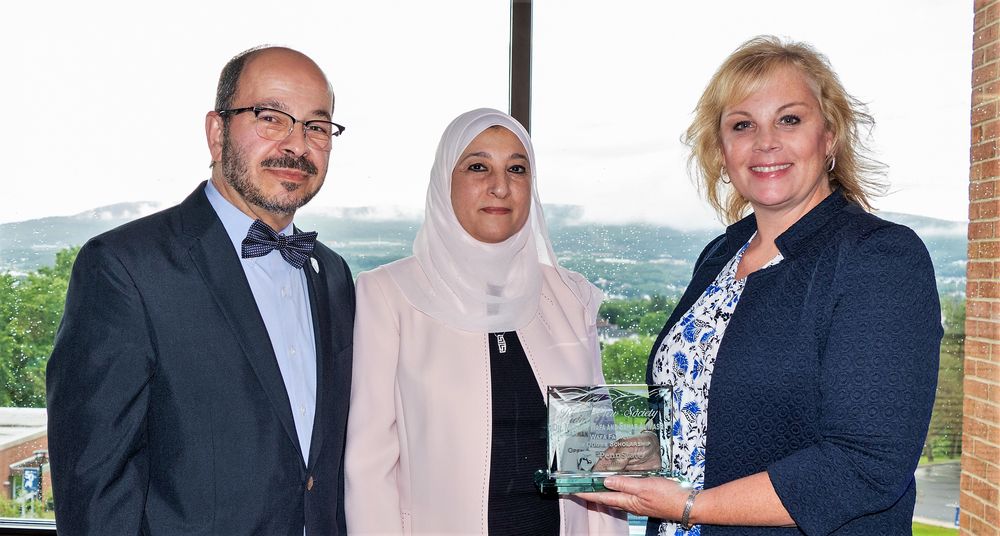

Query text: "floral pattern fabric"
[651, 236, 781, 536]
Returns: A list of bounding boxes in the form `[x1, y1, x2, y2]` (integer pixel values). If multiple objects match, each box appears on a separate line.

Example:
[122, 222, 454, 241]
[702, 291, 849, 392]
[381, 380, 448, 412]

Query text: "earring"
[720, 167, 731, 184]
[827, 156, 836, 173]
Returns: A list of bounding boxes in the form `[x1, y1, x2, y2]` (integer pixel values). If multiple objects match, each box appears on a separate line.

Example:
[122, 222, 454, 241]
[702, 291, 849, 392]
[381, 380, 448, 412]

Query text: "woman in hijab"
[345, 108, 626, 535]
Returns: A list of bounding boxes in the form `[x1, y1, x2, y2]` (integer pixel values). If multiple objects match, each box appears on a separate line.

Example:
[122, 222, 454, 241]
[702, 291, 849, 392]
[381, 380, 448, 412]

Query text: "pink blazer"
[345, 257, 627, 534]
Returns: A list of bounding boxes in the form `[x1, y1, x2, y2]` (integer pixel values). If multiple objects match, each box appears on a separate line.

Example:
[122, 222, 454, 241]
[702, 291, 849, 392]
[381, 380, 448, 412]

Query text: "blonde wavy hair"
[685, 36, 886, 224]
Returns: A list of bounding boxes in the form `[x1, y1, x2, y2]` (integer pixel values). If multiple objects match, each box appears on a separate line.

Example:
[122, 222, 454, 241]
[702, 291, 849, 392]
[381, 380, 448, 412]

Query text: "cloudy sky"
[4, 1, 973, 229]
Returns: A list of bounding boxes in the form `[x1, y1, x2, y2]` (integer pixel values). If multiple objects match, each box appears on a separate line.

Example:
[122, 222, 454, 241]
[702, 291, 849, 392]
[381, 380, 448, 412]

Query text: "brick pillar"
[965, 2, 1000, 534]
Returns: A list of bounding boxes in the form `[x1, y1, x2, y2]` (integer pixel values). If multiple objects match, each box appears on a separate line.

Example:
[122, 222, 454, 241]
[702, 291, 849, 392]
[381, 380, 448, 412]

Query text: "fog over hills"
[0, 202, 966, 298]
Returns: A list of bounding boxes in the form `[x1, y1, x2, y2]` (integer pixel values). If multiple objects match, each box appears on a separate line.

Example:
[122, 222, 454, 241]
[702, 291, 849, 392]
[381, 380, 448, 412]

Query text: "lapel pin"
[311, 257, 320, 273]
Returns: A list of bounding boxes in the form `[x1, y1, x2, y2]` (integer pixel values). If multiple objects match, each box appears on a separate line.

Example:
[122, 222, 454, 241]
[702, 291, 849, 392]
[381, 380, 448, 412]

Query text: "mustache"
[260, 154, 318, 175]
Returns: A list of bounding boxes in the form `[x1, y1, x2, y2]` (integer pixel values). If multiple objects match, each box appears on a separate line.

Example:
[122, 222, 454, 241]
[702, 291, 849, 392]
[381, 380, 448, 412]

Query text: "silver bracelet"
[679, 489, 700, 530]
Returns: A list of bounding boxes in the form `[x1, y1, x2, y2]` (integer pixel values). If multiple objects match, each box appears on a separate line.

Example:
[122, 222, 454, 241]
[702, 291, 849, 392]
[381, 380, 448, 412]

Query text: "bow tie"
[241, 219, 318, 269]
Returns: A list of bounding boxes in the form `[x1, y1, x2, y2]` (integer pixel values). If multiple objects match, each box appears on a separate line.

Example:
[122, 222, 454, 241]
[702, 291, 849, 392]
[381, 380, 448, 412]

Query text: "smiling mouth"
[265, 168, 312, 180]
[750, 163, 792, 173]
[481, 207, 512, 215]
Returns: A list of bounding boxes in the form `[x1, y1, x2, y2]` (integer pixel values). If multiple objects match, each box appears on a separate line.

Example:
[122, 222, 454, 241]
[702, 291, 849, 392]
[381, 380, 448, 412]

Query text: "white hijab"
[386, 108, 602, 333]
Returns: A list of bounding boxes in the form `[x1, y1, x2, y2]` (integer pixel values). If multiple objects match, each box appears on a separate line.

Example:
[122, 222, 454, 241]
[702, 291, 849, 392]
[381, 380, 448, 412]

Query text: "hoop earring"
[827, 156, 836, 173]
[720, 167, 731, 184]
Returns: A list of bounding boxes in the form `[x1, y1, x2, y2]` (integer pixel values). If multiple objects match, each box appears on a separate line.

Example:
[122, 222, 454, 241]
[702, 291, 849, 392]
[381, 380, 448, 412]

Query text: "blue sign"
[22, 468, 40, 496]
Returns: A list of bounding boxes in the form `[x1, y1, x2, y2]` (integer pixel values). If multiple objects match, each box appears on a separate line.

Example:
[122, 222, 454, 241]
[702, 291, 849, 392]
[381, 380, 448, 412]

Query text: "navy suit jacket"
[646, 191, 942, 535]
[46, 183, 355, 536]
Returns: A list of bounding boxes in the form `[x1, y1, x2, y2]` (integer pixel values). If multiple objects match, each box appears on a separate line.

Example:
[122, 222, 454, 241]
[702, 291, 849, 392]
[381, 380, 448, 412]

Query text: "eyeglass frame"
[217, 106, 346, 150]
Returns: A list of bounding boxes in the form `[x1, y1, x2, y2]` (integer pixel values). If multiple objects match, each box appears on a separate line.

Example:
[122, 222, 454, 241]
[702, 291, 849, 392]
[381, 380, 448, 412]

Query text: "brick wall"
[0, 436, 48, 500]
[965, 1, 1000, 534]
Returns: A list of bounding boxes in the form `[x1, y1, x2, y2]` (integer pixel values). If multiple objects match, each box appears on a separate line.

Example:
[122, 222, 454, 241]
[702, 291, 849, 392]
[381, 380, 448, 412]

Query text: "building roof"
[0, 408, 46, 451]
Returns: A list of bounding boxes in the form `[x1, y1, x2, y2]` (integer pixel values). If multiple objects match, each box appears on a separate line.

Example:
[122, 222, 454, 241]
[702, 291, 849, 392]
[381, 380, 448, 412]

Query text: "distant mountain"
[878, 211, 967, 296]
[0, 203, 162, 276]
[0, 202, 967, 297]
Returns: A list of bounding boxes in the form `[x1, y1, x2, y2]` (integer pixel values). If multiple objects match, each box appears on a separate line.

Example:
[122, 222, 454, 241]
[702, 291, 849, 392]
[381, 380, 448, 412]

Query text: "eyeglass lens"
[254, 109, 334, 150]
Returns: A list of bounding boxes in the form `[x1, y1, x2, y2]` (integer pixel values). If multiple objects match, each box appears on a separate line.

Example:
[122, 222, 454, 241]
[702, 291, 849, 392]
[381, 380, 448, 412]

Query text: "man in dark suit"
[46, 46, 354, 535]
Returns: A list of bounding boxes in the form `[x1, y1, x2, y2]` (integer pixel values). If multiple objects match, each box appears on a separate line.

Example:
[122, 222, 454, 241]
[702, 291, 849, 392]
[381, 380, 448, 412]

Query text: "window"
[2, 1, 510, 531]
[531, 1, 970, 531]
[0, 0, 983, 533]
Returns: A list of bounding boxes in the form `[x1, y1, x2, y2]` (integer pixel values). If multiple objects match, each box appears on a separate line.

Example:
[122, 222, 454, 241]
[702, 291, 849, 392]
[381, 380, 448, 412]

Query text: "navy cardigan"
[645, 191, 942, 535]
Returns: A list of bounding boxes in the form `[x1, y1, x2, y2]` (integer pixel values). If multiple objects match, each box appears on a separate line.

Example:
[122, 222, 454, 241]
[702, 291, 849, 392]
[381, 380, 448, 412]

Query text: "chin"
[473, 231, 515, 244]
[745, 187, 795, 206]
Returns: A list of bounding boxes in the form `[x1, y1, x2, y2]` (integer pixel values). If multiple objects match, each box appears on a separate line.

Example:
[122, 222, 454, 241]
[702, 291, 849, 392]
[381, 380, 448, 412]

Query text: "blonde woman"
[583, 36, 941, 536]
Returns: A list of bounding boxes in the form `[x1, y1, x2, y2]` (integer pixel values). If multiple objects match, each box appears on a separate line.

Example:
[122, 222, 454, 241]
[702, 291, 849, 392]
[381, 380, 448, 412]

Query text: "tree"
[0, 274, 17, 400]
[599, 296, 675, 384]
[599, 300, 642, 330]
[601, 336, 654, 384]
[637, 311, 668, 336]
[599, 296, 676, 332]
[0, 247, 78, 407]
[923, 294, 964, 461]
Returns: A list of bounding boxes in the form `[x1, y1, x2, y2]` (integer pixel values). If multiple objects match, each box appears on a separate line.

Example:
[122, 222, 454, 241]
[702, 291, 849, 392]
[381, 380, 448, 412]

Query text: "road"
[914, 461, 961, 527]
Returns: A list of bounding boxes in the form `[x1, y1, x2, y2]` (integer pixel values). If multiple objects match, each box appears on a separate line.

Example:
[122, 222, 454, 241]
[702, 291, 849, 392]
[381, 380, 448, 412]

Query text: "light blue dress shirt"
[205, 181, 317, 464]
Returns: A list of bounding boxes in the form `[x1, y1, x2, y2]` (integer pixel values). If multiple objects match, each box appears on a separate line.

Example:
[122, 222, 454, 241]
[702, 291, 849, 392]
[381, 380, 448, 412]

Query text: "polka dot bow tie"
[241, 219, 318, 269]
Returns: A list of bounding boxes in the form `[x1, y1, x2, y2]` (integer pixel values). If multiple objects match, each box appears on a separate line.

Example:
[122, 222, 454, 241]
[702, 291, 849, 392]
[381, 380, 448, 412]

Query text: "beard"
[220, 127, 322, 216]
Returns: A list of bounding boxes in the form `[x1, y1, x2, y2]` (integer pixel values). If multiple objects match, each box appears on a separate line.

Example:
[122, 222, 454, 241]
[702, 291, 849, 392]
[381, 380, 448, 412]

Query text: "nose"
[277, 122, 309, 157]
[488, 171, 511, 198]
[754, 125, 781, 152]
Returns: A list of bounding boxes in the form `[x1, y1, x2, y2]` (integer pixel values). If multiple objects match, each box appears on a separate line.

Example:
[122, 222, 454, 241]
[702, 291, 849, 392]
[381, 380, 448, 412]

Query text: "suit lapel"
[303, 255, 331, 469]
[180, 184, 304, 463]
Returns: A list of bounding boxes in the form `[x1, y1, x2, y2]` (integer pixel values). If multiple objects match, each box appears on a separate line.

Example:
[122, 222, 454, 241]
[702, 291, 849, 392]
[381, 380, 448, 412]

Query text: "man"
[46, 46, 354, 535]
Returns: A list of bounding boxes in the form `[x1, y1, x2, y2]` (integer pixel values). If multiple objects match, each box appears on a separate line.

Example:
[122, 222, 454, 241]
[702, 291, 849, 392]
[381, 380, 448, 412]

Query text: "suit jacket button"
[306, 476, 314, 491]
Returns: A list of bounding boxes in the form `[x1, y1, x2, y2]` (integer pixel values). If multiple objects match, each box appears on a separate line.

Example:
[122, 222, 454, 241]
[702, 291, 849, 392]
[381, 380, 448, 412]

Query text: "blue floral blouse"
[650, 236, 782, 536]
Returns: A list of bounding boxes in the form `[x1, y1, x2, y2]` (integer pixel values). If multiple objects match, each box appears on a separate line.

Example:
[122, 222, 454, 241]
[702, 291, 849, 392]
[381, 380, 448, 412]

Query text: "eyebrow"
[256, 99, 288, 112]
[254, 99, 332, 120]
[724, 101, 810, 118]
[311, 109, 332, 120]
[460, 151, 529, 161]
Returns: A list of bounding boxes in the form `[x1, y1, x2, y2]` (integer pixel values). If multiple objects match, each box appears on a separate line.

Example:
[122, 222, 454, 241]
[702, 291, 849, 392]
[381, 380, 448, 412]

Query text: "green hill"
[0, 203, 966, 298]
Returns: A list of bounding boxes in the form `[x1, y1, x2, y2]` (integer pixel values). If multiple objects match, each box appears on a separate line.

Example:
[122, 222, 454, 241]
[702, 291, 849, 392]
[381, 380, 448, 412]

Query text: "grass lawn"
[919, 454, 961, 466]
[913, 521, 958, 535]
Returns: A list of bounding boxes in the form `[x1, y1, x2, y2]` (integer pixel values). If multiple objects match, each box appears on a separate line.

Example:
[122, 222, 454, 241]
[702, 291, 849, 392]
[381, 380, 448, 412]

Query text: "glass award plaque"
[533, 384, 679, 494]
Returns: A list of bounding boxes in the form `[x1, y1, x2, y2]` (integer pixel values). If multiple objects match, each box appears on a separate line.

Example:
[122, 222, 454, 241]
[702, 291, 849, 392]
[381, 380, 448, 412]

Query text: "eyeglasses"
[218, 106, 345, 151]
